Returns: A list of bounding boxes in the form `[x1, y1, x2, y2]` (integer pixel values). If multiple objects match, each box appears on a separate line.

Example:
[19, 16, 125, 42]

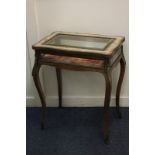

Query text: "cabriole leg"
[32, 63, 46, 129]
[116, 49, 126, 118]
[102, 69, 112, 144]
[56, 68, 62, 108]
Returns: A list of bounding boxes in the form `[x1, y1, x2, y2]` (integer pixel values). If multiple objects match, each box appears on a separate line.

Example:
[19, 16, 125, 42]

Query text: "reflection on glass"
[44, 34, 114, 50]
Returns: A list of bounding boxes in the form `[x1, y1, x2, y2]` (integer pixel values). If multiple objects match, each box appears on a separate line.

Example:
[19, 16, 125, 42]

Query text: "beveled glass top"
[44, 34, 114, 51]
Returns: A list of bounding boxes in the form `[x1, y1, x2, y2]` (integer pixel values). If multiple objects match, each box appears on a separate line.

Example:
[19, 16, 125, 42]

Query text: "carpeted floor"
[26, 107, 129, 155]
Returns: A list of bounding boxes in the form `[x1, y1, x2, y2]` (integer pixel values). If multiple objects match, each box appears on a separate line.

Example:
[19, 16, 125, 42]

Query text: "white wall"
[26, 0, 129, 107]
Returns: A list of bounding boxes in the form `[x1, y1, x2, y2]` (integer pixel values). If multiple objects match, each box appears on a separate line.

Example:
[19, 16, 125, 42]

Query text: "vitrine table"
[32, 31, 126, 144]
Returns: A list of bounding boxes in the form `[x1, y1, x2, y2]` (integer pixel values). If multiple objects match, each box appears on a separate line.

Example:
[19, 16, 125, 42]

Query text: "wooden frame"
[32, 32, 126, 144]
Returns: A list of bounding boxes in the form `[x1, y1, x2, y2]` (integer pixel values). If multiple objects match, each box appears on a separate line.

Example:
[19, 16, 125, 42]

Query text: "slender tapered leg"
[32, 63, 46, 129]
[56, 68, 62, 108]
[103, 69, 112, 144]
[116, 50, 126, 118]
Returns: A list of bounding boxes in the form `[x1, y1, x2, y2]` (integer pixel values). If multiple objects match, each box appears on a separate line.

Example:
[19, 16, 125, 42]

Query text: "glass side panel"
[44, 34, 114, 50]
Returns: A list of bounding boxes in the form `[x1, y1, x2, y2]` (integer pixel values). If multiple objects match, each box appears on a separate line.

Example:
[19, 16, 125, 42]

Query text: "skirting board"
[26, 96, 129, 107]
